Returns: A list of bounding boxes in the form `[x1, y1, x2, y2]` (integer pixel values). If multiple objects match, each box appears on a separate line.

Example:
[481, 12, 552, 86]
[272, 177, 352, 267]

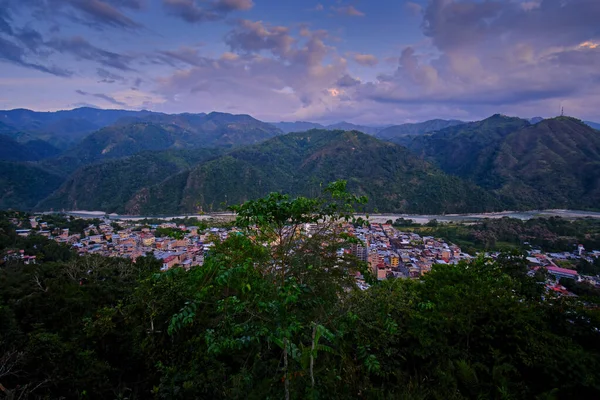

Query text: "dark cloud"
[4, 0, 142, 30]
[162, 0, 253, 23]
[64, 0, 142, 29]
[213, 0, 254, 12]
[336, 74, 361, 87]
[225, 19, 294, 57]
[157, 46, 211, 67]
[49, 36, 135, 71]
[0, 36, 72, 76]
[76, 89, 127, 106]
[0, 6, 13, 35]
[104, 0, 144, 10]
[97, 67, 126, 83]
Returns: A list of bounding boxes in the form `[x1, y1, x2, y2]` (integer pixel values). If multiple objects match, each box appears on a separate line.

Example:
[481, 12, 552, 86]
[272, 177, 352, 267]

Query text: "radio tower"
[561, 106, 564, 117]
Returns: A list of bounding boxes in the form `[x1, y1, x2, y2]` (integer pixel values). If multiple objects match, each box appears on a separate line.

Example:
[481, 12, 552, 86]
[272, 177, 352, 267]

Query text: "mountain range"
[0, 107, 599, 214]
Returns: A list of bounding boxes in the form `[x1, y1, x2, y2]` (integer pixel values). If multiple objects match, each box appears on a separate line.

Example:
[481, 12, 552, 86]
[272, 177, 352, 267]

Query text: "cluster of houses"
[346, 223, 469, 281]
[6, 216, 600, 298]
[16, 217, 233, 271]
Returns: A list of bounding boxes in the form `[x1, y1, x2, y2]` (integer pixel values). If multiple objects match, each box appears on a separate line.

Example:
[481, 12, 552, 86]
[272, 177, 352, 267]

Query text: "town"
[6, 214, 599, 294]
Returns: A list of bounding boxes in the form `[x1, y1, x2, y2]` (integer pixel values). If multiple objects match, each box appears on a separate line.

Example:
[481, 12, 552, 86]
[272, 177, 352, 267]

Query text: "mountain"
[0, 135, 62, 161]
[0, 107, 156, 148]
[270, 121, 325, 133]
[403, 115, 600, 210]
[325, 122, 383, 135]
[0, 161, 64, 210]
[491, 117, 600, 209]
[37, 148, 223, 213]
[529, 117, 544, 124]
[40, 113, 282, 175]
[585, 121, 600, 130]
[404, 114, 532, 184]
[125, 129, 500, 215]
[376, 119, 465, 141]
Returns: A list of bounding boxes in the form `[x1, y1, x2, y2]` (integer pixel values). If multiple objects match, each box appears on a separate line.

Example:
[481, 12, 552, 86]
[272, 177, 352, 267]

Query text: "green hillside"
[0, 161, 64, 209]
[37, 148, 223, 213]
[376, 119, 465, 141]
[126, 129, 500, 215]
[403, 116, 600, 210]
[493, 117, 600, 209]
[0, 135, 62, 161]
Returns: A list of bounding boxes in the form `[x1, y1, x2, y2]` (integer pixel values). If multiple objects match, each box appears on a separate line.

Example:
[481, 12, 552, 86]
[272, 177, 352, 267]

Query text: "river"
[58, 209, 600, 224]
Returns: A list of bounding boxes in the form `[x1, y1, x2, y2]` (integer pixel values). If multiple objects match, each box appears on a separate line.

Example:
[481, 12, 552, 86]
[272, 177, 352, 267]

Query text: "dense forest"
[2, 185, 600, 399]
[398, 216, 600, 255]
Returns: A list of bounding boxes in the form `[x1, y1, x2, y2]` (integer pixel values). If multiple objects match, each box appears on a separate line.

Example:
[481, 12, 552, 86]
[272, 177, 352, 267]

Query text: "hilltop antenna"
[561, 106, 564, 117]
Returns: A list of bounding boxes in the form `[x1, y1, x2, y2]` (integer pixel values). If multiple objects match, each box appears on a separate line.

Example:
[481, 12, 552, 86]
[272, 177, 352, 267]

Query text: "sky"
[0, 0, 599, 124]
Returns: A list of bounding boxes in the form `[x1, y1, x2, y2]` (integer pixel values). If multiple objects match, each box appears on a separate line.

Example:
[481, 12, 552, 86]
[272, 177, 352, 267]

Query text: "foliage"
[1, 189, 600, 399]
[402, 115, 600, 210]
[129, 129, 501, 215]
[407, 216, 600, 254]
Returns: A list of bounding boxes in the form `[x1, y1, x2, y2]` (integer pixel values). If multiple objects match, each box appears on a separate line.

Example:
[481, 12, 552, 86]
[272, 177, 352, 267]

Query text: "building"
[546, 266, 578, 280]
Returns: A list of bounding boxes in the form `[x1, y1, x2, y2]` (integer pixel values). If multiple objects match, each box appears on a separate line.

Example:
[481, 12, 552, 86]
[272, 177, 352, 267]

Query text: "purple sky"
[0, 0, 599, 124]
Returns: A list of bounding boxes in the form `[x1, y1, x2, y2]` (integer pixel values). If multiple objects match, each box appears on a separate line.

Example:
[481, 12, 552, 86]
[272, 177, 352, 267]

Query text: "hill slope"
[377, 119, 465, 141]
[405, 115, 531, 186]
[37, 148, 223, 213]
[270, 121, 325, 133]
[125, 129, 500, 215]
[403, 116, 600, 210]
[0, 161, 64, 210]
[39, 114, 281, 176]
[0, 107, 155, 147]
[0, 135, 61, 161]
[492, 117, 600, 209]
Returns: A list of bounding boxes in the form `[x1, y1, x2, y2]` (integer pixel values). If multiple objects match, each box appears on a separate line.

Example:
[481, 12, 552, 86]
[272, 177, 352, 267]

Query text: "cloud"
[213, 0, 254, 12]
[8, 0, 143, 30]
[405, 1, 422, 15]
[225, 20, 295, 58]
[65, 0, 142, 29]
[48, 36, 135, 71]
[162, 0, 253, 23]
[336, 74, 361, 87]
[75, 89, 127, 106]
[97, 67, 126, 83]
[352, 53, 378, 66]
[0, 36, 72, 76]
[332, 5, 365, 17]
[156, 21, 348, 121]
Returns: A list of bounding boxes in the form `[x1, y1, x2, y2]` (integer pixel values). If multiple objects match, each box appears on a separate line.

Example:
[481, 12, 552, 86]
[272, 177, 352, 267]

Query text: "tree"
[167, 181, 369, 398]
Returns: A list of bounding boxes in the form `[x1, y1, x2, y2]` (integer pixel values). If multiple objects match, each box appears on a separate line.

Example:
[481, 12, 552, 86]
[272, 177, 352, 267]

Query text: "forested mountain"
[0, 107, 155, 148]
[37, 148, 224, 213]
[404, 114, 532, 180]
[125, 129, 499, 215]
[0, 135, 61, 161]
[36, 114, 281, 176]
[376, 119, 465, 140]
[404, 116, 600, 210]
[270, 120, 384, 135]
[270, 121, 325, 133]
[0, 162, 64, 209]
[325, 121, 384, 135]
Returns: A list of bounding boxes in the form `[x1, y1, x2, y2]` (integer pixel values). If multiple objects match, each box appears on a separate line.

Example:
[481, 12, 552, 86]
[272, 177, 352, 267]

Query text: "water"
[58, 209, 600, 224]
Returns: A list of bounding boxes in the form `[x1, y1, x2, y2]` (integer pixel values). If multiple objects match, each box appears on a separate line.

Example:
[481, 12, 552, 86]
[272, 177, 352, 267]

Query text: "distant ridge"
[376, 119, 465, 141]
[123, 129, 499, 215]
